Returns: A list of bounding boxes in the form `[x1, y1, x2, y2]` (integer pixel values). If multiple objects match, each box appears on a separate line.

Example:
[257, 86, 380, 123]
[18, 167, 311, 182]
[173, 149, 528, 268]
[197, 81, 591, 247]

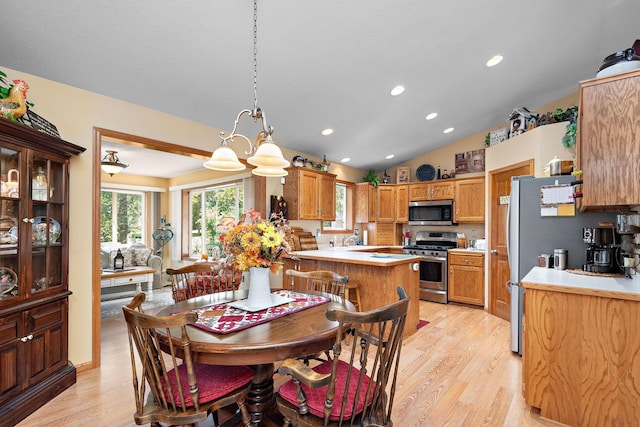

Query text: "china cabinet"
[283, 167, 336, 221]
[577, 68, 640, 209]
[0, 119, 84, 426]
[453, 178, 485, 223]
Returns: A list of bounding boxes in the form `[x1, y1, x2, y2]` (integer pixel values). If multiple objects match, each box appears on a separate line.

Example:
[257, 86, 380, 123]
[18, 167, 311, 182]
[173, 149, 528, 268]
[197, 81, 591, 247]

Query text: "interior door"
[488, 160, 533, 321]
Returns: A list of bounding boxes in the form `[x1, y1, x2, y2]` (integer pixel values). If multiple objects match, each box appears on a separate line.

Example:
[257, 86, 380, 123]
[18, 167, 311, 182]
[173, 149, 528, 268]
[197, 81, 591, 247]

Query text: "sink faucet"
[343, 235, 359, 247]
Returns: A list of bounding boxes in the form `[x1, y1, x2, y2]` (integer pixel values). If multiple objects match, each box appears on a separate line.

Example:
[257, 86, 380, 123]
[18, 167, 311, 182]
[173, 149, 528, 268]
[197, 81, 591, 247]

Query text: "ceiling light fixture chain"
[253, 0, 258, 114]
[204, 0, 289, 176]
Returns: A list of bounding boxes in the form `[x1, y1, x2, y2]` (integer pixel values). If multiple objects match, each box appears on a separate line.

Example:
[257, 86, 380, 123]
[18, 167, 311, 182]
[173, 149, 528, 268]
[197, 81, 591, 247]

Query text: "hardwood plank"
[17, 301, 559, 427]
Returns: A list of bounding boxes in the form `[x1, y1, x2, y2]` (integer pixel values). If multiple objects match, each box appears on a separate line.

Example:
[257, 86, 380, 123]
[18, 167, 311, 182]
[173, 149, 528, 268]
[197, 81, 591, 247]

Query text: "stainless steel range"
[402, 231, 457, 303]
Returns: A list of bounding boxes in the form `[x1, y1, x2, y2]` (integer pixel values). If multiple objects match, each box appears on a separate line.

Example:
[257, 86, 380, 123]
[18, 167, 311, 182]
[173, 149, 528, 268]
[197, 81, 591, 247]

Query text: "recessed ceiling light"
[321, 128, 334, 136]
[486, 55, 503, 67]
[390, 85, 405, 96]
[341, 157, 351, 163]
[443, 127, 454, 134]
[385, 154, 395, 160]
[425, 112, 438, 120]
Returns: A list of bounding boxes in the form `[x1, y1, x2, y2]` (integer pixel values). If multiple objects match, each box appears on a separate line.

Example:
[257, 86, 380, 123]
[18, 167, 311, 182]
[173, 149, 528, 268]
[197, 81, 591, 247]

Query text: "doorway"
[488, 160, 533, 321]
[91, 127, 212, 367]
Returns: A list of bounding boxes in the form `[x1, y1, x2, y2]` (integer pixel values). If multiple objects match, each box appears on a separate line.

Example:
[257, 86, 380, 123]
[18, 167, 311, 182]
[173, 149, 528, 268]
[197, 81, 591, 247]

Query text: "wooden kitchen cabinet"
[283, 167, 336, 220]
[365, 222, 397, 246]
[376, 185, 395, 222]
[453, 177, 485, 223]
[578, 68, 640, 209]
[0, 119, 84, 426]
[522, 279, 640, 426]
[395, 184, 408, 222]
[409, 181, 454, 202]
[355, 183, 407, 224]
[355, 183, 375, 223]
[448, 250, 484, 306]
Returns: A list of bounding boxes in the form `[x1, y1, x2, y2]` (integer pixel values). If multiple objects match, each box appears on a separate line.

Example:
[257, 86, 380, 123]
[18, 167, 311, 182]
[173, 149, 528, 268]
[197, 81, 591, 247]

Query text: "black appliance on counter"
[583, 226, 620, 273]
[403, 231, 457, 303]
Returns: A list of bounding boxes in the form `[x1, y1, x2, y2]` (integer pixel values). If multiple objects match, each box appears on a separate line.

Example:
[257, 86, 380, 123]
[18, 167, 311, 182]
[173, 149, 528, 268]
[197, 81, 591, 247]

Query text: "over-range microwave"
[408, 200, 455, 226]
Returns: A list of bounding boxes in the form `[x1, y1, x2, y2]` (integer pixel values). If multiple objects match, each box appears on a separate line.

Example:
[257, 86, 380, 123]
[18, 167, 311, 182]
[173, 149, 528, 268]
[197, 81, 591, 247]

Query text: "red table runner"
[183, 290, 330, 334]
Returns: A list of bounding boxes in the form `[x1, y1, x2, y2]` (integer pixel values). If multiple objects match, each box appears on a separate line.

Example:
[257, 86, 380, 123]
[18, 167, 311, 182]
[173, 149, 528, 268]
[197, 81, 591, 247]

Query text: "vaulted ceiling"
[2, 0, 639, 174]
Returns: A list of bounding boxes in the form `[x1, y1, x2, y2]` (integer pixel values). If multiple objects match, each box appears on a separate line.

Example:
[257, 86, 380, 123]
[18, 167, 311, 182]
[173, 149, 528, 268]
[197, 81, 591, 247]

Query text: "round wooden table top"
[155, 290, 355, 366]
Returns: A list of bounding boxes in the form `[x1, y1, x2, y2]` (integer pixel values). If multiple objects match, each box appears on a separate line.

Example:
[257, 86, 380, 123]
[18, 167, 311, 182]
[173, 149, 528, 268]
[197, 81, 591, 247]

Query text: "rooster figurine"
[0, 79, 30, 121]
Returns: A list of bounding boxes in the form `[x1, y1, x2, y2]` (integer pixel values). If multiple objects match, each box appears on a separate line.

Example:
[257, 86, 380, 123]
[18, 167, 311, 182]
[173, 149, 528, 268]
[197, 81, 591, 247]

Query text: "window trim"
[321, 180, 354, 234]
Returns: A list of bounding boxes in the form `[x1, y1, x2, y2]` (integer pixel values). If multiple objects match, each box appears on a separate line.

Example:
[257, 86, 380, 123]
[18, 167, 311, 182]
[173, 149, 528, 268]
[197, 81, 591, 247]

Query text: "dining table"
[155, 288, 355, 426]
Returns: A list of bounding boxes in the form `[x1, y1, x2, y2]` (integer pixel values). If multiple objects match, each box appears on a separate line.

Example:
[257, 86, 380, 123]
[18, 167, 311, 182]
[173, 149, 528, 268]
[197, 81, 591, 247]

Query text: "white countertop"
[291, 247, 420, 266]
[521, 266, 640, 300]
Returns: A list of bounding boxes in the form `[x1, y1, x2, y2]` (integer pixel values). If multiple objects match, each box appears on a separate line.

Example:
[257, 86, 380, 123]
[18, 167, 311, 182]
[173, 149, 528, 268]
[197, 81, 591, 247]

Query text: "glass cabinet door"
[0, 147, 22, 302]
[30, 156, 65, 295]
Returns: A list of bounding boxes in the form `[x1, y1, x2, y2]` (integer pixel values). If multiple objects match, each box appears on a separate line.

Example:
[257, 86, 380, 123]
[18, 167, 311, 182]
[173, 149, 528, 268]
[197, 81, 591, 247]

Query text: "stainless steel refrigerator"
[507, 175, 617, 354]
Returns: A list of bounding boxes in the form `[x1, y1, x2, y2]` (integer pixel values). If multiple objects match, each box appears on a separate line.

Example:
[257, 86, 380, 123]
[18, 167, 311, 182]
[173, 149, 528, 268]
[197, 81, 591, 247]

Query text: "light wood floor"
[17, 301, 559, 427]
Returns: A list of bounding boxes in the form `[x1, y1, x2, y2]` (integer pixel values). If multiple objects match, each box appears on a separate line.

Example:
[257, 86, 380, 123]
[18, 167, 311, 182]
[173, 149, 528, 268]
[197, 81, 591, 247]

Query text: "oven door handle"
[421, 256, 447, 262]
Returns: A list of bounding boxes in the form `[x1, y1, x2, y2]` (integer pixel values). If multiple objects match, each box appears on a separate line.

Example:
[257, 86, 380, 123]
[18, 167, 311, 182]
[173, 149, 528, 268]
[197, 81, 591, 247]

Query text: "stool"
[345, 282, 362, 311]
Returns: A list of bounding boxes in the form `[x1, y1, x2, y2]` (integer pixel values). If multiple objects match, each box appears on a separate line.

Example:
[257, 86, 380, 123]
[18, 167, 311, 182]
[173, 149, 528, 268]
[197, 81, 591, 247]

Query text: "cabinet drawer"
[29, 302, 63, 332]
[0, 314, 21, 346]
[449, 253, 483, 267]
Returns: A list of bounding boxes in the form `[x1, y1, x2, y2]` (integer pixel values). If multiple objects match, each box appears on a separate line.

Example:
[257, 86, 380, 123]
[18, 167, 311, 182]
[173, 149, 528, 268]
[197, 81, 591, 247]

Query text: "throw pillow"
[133, 247, 153, 266]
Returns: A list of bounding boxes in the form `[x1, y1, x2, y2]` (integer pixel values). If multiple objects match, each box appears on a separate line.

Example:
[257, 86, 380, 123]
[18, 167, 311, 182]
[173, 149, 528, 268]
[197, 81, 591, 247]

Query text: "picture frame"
[396, 167, 410, 183]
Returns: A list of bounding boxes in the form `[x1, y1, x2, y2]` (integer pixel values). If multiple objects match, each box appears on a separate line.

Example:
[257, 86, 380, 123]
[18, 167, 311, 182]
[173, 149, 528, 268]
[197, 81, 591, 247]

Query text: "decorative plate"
[32, 217, 62, 244]
[416, 164, 436, 181]
[0, 267, 18, 293]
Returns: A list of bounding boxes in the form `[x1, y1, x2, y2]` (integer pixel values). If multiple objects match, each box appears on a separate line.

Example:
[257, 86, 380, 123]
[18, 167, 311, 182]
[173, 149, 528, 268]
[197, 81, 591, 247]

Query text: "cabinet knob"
[22, 217, 35, 223]
[490, 249, 497, 254]
[20, 334, 34, 342]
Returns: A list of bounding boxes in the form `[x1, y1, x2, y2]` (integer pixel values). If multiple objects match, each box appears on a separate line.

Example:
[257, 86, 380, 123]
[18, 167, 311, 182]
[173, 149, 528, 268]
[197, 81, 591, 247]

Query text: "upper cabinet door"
[578, 69, 640, 209]
[454, 178, 485, 223]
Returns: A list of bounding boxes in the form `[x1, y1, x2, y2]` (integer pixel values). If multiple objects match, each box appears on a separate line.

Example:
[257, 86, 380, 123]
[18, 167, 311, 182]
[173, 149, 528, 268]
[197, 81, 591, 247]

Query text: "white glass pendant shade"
[204, 146, 246, 171]
[247, 141, 290, 168]
[251, 165, 289, 177]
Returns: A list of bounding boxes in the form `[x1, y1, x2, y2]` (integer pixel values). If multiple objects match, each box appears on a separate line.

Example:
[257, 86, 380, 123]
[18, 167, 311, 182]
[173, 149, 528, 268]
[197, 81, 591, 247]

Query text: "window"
[322, 181, 353, 232]
[189, 181, 243, 256]
[100, 189, 145, 245]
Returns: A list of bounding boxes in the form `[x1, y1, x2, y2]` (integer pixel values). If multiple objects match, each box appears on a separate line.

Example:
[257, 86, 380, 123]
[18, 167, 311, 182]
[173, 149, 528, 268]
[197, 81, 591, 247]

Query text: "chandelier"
[204, 0, 290, 177]
[101, 150, 128, 176]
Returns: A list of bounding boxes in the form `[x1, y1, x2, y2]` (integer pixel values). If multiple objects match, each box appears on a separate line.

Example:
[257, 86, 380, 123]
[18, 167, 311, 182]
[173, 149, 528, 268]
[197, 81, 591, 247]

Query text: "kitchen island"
[521, 267, 640, 426]
[286, 247, 421, 336]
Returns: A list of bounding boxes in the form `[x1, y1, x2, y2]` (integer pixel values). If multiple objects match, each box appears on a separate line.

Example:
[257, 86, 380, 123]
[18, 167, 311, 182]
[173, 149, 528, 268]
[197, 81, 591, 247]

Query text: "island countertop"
[290, 248, 420, 266]
[521, 266, 640, 302]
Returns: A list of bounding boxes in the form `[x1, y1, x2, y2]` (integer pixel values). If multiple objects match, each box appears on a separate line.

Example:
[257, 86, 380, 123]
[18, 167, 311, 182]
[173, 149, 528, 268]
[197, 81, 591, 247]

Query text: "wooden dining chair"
[166, 261, 242, 302]
[276, 286, 410, 427]
[123, 292, 253, 427]
[284, 269, 348, 297]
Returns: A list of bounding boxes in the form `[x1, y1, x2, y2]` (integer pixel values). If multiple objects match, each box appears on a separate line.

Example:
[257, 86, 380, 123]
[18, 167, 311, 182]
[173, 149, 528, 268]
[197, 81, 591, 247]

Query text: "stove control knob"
[412, 263, 419, 271]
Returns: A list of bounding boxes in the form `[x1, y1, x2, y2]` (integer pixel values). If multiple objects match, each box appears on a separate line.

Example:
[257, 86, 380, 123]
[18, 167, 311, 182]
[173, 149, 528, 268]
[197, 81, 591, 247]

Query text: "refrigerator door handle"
[506, 192, 512, 266]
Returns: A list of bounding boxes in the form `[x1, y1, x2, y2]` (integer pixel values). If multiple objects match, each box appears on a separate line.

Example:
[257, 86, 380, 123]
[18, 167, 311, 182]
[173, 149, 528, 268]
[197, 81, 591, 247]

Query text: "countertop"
[448, 248, 486, 254]
[291, 246, 420, 267]
[521, 266, 640, 301]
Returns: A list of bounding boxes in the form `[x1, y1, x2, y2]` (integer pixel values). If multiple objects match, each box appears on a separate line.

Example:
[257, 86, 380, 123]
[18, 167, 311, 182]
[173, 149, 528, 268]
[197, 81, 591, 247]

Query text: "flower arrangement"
[221, 210, 293, 273]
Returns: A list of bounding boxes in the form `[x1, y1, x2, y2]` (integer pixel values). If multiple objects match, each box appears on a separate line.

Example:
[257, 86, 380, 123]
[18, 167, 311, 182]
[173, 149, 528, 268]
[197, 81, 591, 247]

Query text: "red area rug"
[417, 319, 429, 329]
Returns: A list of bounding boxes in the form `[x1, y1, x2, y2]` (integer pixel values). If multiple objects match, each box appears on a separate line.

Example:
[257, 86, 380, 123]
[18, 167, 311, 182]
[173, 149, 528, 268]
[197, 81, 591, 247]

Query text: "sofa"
[100, 243, 163, 289]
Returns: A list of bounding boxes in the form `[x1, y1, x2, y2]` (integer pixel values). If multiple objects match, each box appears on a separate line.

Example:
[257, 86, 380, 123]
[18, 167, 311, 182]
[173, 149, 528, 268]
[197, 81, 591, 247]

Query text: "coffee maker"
[583, 227, 619, 273]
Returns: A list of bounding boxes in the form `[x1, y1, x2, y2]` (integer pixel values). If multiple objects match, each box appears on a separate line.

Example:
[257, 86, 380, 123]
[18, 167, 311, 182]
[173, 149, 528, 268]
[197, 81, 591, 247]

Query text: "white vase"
[247, 267, 272, 308]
